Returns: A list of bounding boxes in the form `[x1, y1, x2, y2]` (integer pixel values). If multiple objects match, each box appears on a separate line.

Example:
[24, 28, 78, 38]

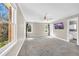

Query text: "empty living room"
[1, 1, 79, 59]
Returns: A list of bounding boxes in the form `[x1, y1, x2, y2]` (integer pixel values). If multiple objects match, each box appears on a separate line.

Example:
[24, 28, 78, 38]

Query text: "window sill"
[0, 40, 17, 56]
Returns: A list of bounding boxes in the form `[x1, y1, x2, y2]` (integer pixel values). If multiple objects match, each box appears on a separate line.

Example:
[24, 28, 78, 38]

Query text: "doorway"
[26, 23, 32, 38]
[48, 24, 50, 36]
[67, 18, 78, 45]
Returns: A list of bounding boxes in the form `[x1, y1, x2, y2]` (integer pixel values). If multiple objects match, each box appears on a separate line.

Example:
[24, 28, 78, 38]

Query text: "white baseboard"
[16, 39, 25, 56]
[53, 36, 69, 42]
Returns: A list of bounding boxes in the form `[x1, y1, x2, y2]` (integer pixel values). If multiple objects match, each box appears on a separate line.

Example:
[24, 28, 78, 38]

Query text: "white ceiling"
[18, 3, 79, 21]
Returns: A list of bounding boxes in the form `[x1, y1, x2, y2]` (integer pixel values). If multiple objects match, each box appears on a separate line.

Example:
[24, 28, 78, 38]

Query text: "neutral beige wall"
[27, 23, 48, 38]
[53, 16, 78, 40]
[78, 17, 79, 45]
[50, 23, 54, 37]
[53, 19, 67, 40]
[17, 5, 25, 40]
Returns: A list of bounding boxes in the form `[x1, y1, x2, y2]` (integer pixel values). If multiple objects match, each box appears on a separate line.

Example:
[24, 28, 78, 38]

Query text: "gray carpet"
[70, 39, 77, 44]
[18, 38, 79, 56]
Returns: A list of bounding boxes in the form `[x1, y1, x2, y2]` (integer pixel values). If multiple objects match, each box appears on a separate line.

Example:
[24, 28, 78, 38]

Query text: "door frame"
[67, 17, 78, 45]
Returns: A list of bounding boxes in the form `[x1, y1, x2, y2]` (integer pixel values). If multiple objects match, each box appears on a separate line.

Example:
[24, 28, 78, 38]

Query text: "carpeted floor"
[18, 38, 79, 56]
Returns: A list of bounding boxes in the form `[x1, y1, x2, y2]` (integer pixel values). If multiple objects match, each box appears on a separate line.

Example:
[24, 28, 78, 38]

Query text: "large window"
[0, 3, 13, 48]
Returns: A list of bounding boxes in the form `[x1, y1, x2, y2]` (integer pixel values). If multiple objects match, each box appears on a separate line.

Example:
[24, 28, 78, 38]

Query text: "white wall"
[17, 6, 25, 40]
[53, 16, 78, 41]
[77, 17, 79, 45]
[53, 19, 67, 40]
[50, 23, 55, 37]
[27, 23, 48, 38]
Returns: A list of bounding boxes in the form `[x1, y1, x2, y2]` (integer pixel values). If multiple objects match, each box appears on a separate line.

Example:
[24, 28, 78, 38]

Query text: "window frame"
[0, 3, 17, 55]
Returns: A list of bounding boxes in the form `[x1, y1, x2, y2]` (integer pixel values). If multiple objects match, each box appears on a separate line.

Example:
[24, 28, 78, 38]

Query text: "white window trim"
[0, 39, 17, 56]
[0, 3, 17, 56]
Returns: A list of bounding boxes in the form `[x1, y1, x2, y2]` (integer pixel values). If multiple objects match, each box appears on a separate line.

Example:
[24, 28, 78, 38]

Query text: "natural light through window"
[0, 3, 15, 48]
